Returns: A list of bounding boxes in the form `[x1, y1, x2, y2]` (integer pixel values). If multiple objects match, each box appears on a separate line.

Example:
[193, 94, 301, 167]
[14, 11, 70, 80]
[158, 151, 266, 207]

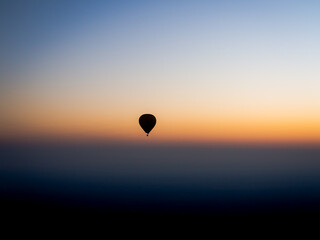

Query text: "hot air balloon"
[139, 114, 156, 136]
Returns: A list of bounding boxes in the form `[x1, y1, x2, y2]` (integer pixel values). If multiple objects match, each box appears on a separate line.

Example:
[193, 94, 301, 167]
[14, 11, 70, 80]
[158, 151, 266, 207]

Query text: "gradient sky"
[1, 0, 320, 143]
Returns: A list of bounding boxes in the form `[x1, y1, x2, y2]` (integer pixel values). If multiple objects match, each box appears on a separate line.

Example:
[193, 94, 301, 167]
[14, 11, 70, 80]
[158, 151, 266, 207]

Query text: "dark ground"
[1, 142, 320, 222]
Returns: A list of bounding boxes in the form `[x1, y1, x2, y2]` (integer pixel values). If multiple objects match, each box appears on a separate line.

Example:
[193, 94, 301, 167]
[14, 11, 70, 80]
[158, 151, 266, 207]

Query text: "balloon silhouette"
[139, 114, 156, 136]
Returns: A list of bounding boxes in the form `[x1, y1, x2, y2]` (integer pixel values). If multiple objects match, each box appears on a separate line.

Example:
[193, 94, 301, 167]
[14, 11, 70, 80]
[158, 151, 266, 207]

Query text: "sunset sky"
[1, 0, 320, 144]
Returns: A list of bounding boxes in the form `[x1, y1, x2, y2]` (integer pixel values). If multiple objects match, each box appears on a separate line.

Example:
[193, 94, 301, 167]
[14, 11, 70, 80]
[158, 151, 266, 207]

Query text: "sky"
[1, 0, 320, 144]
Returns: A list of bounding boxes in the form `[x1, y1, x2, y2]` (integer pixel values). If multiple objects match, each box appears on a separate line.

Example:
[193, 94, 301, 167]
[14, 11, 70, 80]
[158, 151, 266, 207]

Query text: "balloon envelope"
[139, 114, 156, 136]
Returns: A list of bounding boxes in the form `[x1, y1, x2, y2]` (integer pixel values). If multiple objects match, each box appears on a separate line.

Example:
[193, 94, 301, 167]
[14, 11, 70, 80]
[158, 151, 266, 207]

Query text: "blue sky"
[1, 0, 320, 142]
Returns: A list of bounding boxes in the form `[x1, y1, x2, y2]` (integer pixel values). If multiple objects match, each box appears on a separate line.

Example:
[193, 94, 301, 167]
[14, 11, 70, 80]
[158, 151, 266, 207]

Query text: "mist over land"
[2, 141, 320, 217]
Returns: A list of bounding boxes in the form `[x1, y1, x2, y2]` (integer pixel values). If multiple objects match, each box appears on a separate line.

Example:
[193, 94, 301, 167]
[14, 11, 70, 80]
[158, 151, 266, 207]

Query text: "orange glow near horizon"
[1, 106, 319, 145]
